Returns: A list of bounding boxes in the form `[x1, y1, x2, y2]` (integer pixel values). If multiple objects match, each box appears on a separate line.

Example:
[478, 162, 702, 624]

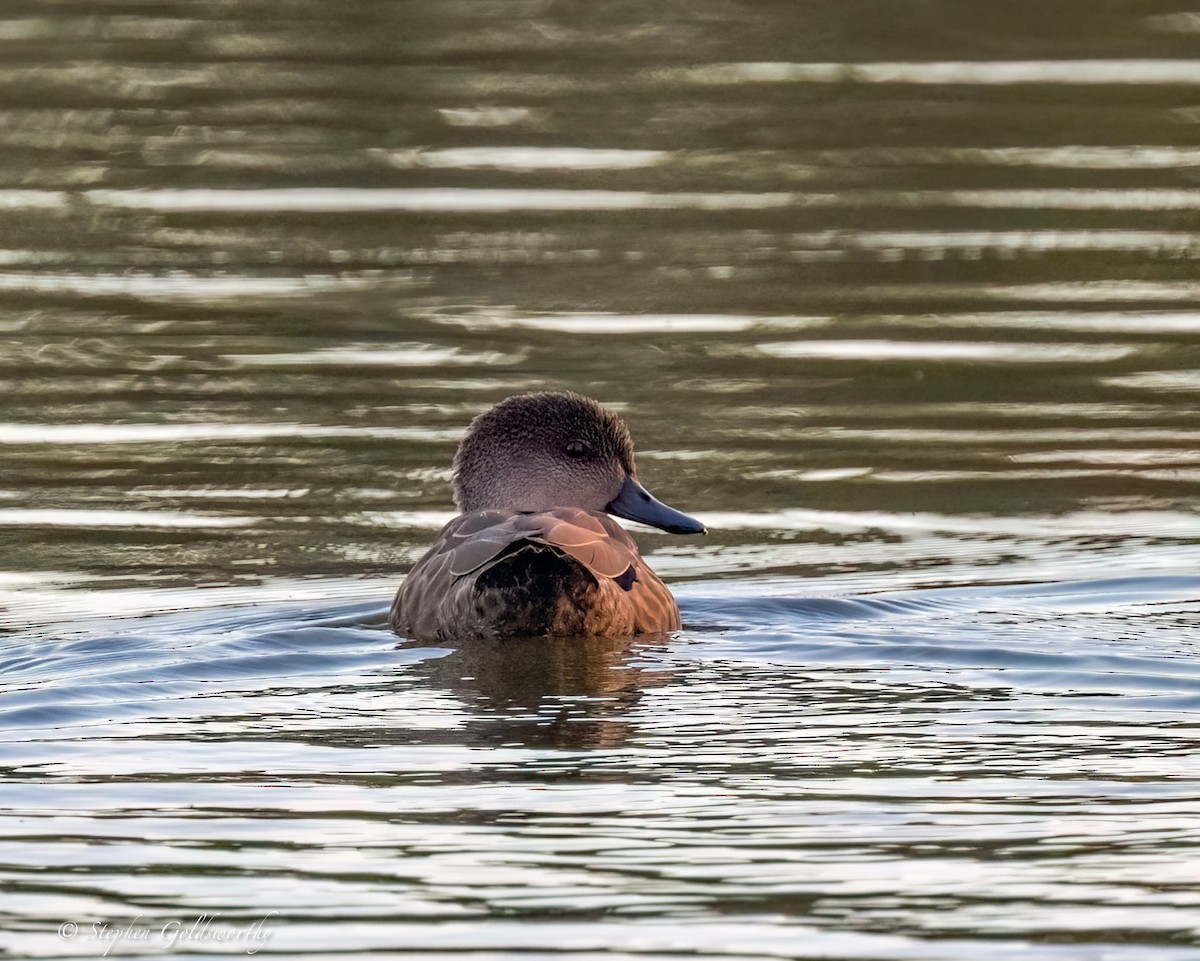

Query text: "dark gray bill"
[605, 476, 706, 535]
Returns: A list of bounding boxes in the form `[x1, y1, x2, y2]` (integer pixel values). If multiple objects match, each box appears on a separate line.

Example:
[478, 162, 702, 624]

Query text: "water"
[4, 1, 1200, 957]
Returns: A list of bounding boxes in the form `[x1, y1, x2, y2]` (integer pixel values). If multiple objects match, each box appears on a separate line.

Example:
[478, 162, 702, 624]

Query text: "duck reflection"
[402, 633, 671, 749]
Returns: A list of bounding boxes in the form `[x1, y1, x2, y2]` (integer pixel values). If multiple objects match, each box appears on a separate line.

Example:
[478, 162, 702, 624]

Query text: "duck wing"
[428, 508, 638, 581]
[389, 509, 677, 639]
[536, 510, 641, 581]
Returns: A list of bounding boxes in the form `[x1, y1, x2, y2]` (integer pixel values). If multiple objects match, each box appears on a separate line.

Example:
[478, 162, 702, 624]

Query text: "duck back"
[389, 509, 681, 641]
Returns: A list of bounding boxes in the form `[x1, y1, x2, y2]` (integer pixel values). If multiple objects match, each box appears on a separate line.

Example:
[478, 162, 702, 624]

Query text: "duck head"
[452, 391, 706, 535]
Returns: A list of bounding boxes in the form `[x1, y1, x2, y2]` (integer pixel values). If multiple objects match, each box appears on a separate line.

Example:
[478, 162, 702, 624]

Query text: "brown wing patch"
[531, 511, 639, 580]
[556, 539, 636, 580]
[556, 510, 609, 535]
[541, 519, 605, 548]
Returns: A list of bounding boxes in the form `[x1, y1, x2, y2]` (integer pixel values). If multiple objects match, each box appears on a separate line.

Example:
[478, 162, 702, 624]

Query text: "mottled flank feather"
[389, 509, 681, 641]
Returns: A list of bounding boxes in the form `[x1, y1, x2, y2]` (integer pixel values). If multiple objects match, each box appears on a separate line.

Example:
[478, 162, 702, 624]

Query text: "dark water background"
[4, 2, 1200, 958]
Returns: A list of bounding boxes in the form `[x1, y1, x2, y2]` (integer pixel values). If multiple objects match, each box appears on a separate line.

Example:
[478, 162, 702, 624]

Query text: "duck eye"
[564, 440, 589, 459]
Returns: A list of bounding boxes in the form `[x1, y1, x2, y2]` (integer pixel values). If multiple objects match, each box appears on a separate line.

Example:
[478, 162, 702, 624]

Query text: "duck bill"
[605, 476, 706, 535]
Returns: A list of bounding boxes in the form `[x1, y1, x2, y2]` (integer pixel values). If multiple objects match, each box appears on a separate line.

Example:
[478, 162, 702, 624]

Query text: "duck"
[389, 390, 705, 641]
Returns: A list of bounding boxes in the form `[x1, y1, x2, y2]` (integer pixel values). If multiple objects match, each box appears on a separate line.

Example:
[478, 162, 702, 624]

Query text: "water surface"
[3, 2, 1200, 958]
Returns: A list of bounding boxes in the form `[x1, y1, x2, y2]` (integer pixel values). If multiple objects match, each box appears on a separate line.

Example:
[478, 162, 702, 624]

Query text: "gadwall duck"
[389, 391, 705, 641]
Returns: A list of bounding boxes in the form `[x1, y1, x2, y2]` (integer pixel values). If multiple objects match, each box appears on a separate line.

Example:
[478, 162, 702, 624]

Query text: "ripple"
[670, 59, 1200, 86]
[823, 281, 1200, 304]
[0, 423, 458, 444]
[84, 187, 798, 213]
[224, 345, 522, 367]
[438, 105, 538, 127]
[437, 312, 827, 334]
[695, 508, 1200, 538]
[151, 919, 1200, 961]
[0, 509, 255, 528]
[1011, 449, 1200, 466]
[736, 426, 1200, 444]
[1105, 371, 1200, 392]
[874, 310, 1200, 333]
[1149, 12, 1200, 34]
[0, 190, 67, 209]
[790, 230, 1200, 258]
[358, 510, 484, 529]
[752, 340, 1136, 363]
[77, 186, 1200, 214]
[130, 487, 310, 499]
[0, 271, 385, 300]
[0, 16, 199, 41]
[818, 145, 1200, 169]
[0, 578, 385, 631]
[921, 189, 1200, 211]
[390, 147, 670, 170]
